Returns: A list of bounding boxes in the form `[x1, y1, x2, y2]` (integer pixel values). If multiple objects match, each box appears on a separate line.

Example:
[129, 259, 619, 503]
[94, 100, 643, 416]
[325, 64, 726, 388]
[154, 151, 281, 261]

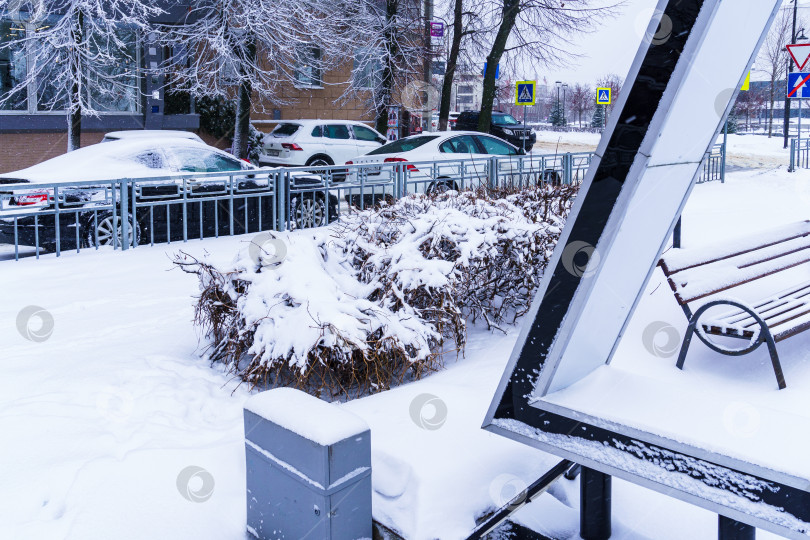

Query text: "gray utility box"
[244, 388, 372, 540]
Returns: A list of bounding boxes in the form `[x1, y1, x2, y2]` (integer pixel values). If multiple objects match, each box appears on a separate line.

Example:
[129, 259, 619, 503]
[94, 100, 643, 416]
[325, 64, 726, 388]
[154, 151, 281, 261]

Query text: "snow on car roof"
[103, 130, 203, 142]
[0, 138, 220, 184]
[275, 119, 375, 126]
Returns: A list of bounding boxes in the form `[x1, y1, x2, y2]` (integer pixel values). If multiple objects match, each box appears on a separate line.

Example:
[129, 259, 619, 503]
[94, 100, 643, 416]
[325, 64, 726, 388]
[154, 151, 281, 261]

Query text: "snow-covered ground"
[531, 129, 792, 170]
[4, 164, 809, 539]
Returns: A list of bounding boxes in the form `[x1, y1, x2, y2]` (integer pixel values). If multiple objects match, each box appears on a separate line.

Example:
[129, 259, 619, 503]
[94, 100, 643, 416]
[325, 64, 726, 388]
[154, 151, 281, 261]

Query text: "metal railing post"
[121, 180, 130, 250]
[564, 153, 573, 185]
[131, 182, 139, 248]
[272, 172, 282, 231]
[720, 141, 726, 183]
[790, 137, 796, 172]
[53, 186, 61, 257]
[488, 157, 497, 189]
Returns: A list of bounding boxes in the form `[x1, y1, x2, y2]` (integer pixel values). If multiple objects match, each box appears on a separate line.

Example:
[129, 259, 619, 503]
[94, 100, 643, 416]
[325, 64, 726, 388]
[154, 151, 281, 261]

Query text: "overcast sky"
[535, 0, 810, 87]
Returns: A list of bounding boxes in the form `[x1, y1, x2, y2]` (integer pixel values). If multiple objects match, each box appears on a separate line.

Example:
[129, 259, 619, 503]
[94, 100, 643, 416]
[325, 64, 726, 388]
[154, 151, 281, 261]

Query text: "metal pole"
[522, 105, 526, 154]
[674, 217, 682, 248]
[722, 120, 728, 183]
[718, 515, 755, 540]
[580, 467, 611, 540]
[465, 460, 573, 540]
[784, 0, 798, 148]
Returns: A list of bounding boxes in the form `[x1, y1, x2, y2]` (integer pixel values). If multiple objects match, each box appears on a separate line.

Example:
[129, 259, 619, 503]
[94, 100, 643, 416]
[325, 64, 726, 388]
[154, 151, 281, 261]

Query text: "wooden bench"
[659, 220, 810, 390]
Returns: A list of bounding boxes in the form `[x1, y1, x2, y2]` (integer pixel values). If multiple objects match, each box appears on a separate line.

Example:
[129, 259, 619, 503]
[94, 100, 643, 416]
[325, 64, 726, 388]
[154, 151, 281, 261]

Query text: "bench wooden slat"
[671, 249, 810, 305]
[660, 220, 810, 274]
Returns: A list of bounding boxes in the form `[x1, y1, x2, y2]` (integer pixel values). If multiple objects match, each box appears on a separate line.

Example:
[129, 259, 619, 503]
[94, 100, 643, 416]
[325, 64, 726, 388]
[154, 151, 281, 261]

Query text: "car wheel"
[542, 169, 562, 185]
[427, 180, 457, 195]
[84, 211, 141, 248]
[292, 195, 327, 229]
[305, 156, 334, 177]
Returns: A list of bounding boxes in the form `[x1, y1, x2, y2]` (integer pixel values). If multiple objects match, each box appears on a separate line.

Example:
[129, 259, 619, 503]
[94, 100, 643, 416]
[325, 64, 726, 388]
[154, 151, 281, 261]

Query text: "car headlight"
[503, 129, 514, 136]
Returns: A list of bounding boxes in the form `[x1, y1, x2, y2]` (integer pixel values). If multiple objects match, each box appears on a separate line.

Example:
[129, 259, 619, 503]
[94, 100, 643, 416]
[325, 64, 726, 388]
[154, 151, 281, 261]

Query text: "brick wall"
[0, 64, 377, 173]
[250, 62, 376, 132]
[0, 132, 106, 174]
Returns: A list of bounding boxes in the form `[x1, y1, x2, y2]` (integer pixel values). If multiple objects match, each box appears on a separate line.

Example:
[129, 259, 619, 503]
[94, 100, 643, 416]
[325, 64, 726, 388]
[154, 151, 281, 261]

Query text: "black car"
[453, 111, 536, 152]
[0, 139, 339, 253]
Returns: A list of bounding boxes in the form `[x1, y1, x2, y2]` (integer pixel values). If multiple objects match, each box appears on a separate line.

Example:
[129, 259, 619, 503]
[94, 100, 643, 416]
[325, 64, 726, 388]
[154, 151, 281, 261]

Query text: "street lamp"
[562, 83, 568, 126]
[555, 81, 561, 125]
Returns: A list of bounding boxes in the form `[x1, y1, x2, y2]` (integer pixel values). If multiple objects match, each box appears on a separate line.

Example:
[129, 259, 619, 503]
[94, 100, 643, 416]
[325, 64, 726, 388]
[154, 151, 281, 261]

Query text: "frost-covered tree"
[549, 98, 565, 127]
[568, 82, 592, 127]
[0, 0, 162, 151]
[158, 0, 360, 158]
[471, 0, 619, 132]
[337, 0, 427, 134]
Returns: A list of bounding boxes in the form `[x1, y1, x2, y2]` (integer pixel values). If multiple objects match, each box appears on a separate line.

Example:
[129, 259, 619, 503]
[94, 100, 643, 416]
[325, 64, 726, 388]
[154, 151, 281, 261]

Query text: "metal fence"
[790, 137, 810, 171]
[0, 144, 726, 261]
[697, 143, 725, 184]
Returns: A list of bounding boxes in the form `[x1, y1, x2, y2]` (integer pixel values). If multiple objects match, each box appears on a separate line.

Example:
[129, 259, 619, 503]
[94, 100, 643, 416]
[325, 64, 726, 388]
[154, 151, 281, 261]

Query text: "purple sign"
[430, 22, 444, 38]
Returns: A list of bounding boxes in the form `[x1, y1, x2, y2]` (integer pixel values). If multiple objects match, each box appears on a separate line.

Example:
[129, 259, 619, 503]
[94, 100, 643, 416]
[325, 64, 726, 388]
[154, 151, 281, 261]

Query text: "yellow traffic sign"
[741, 71, 750, 91]
[596, 87, 612, 105]
[515, 81, 536, 106]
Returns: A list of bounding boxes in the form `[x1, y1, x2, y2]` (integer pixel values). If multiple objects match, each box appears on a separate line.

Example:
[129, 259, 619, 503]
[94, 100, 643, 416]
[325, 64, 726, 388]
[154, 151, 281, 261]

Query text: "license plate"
[266, 150, 280, 157]
[366, 166, 381, 175]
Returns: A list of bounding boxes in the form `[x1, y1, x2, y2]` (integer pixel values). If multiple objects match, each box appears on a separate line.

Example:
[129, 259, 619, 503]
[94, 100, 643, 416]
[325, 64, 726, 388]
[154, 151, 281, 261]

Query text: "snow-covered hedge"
[176, 185, 577, 397]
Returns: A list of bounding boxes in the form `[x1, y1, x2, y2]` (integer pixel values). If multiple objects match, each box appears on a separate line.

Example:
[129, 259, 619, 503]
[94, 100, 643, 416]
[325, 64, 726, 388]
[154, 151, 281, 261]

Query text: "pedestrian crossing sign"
[515, 81, 536, 106]
[596, 87, 612, 105]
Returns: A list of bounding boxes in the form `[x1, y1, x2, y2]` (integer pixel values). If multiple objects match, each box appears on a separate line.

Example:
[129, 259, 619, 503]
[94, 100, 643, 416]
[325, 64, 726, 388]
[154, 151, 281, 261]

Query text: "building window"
[88, 26, 139, 112]
[352, 48, 381, 90]
[0, 15, 140, 114]
[0, 18, 27, 110]
[459, 85, 474, 94]
[295, 45, 322, 88]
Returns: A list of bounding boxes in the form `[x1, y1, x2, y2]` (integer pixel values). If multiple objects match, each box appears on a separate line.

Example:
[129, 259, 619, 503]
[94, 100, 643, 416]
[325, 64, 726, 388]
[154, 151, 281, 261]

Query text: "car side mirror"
[517, 147, 526, 156]
[376, 137, 386, 145]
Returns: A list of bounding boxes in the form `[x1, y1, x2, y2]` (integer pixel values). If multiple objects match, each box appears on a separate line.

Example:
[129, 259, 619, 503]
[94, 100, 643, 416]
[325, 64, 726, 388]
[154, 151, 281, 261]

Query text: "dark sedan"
[0, 138, 338, 252]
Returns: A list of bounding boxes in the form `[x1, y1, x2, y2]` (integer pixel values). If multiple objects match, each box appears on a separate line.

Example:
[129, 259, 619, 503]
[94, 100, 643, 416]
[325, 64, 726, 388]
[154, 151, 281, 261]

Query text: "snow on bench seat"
[660, 220, 810, 304]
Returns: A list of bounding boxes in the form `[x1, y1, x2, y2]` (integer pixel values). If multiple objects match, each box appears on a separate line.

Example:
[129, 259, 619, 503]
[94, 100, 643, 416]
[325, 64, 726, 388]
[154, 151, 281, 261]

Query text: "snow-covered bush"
[335, 185, 578, 330]
[177, 184, 577, 396]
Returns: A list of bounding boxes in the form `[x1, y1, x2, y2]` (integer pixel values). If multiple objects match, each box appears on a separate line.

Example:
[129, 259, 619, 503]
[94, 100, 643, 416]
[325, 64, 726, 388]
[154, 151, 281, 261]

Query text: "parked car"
[343, 131, 557, 205]
[453, 111, 536, 151]
[0, 139, 338, 252]
[430, 111, 461, 131]
[258, 120, 386, 168]
[101, 130, 204, 143]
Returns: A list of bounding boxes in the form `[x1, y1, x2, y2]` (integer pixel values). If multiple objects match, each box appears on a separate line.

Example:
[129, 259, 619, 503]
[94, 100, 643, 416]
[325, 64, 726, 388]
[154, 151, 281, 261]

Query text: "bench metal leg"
[580, 467, 611, 540]
[676, 317, 698, 371]
[675, 300, 787, 390]
[718, 515, 755, 540]
[762, 329, 786, 390]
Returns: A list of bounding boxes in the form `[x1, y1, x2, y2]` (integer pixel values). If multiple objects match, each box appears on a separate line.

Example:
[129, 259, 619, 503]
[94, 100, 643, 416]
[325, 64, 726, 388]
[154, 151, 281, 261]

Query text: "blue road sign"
[483, 62, 500, 80]
[788, 72, 810, 99]
[515, 81, 536, 106]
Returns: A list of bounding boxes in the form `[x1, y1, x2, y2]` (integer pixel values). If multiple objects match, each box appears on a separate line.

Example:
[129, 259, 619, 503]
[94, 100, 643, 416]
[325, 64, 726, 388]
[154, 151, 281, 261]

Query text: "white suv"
[258, 120, 386, 168]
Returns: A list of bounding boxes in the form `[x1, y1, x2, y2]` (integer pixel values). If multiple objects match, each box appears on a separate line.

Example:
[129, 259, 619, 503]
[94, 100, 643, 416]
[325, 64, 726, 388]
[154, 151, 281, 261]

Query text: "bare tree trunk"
[438, 0, 463, 131]
[376, 0, 399, 134]
[233, 37, 256, 160]
[67, 10, 84, 152]
[478, 0, 519, 132]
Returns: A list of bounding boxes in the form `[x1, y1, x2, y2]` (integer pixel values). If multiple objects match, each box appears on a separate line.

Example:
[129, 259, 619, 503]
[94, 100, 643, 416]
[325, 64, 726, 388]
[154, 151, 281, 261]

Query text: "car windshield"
[271, 123, 301, 137]
[367, 136, 439, 155]
[492, 114, 520, 125]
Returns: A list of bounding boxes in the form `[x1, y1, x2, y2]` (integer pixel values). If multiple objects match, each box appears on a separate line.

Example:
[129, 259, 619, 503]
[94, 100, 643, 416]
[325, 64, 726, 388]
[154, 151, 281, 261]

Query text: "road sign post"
[515, 81, 536, 154]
